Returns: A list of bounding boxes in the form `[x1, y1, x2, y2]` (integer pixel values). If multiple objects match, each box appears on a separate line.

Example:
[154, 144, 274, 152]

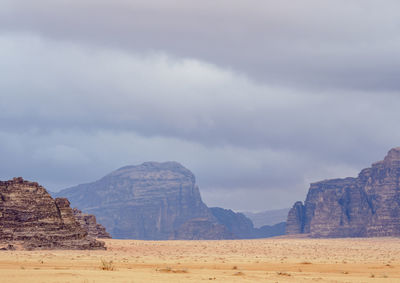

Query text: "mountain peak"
[383, 147, 400, 163]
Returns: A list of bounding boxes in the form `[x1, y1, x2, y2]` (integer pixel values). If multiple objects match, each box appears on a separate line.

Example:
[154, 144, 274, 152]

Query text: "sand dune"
[1, 237, 400, 282]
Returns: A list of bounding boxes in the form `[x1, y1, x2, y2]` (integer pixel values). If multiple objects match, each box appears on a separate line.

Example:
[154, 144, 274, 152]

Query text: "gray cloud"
[0, 2, 399, 211]
[1, 0, 400, 91]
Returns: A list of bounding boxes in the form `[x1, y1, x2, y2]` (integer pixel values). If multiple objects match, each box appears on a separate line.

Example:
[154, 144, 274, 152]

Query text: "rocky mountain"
[244, 208, 290, 228]
[56, 162, 217, 239]
[72, 208, 111, 239]
[56, 161, 287, 240]
[286, 147, 400, 238]
[210, 207, 255, 239]
[0, 177, 105, 250]
[211, 207, 286, 238]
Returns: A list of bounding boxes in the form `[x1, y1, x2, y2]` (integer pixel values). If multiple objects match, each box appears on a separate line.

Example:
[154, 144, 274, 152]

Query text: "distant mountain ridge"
[210, 207, 286, 239]
[243, 208, 290, 228]
[56, 162, 286, 240]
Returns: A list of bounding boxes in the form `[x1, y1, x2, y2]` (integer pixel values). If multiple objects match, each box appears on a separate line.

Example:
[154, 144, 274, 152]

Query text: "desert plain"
[1, 237, 400, 283]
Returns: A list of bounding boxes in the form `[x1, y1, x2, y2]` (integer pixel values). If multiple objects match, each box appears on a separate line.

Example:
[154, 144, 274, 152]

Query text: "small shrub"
[277, 271, 291, 276]
[100, 258, 115, 271]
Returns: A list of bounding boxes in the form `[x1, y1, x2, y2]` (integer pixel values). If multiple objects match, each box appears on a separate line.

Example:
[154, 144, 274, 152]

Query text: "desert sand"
[1, 237, 400, 282]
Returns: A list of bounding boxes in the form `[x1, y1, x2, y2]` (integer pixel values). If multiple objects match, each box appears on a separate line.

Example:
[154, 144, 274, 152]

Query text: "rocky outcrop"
[210, 207, 255, 239]
[72, 208, 111, 239]
[286, 147, 400, 238]
[0, 177, 105, 250]
[56, 162, 216, 240]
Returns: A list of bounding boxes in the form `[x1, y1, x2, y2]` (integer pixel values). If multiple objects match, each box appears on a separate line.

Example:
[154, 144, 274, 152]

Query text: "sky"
[1, 0, 400, 211]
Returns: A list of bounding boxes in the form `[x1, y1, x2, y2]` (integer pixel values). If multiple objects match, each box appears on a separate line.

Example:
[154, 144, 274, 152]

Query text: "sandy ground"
[1, 237, 400, 283]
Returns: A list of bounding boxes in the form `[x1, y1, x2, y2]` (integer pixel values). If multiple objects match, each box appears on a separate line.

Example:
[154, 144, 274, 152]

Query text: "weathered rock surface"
[56, 162, 216, 239]
[72, 208, 111, 239]
[0, 177, 105, 250]
[286, 147, 400, 238]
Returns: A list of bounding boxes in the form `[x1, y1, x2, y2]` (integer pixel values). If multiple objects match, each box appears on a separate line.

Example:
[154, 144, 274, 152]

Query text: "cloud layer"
[1, 1, 400, 211]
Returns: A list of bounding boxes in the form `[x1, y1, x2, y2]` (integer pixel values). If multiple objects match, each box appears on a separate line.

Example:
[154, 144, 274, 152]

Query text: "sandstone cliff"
[0, 177, 105, 250]
[286, 147, 400, 238]
[56, 162, 218, 239]
[72, 208, 111, 239]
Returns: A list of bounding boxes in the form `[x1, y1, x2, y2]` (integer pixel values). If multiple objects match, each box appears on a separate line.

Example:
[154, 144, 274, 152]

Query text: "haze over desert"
[2, 237, 400, 283]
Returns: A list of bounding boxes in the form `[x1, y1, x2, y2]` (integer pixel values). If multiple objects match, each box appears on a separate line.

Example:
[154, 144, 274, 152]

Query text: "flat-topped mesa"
[286, 147, 400, 238]
[0, 177, 105, 250]
[56, 162, 216, 240]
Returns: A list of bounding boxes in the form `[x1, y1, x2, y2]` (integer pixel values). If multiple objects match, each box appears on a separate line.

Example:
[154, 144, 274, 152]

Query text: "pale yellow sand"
[1, 237, 400, 282]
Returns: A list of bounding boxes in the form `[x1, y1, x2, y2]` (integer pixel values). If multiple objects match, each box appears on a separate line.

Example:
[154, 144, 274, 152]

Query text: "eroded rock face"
[72, 208, 111, 239]
[56, 162, 215, 239]
[286, 147, 400, 238]
[0, 178, 105, 250]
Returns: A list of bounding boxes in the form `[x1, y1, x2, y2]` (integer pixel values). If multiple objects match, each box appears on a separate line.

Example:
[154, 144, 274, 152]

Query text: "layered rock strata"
[286, 147, 400, 238]
[72, 208, 111, 239]
[0, 177, 105, 250]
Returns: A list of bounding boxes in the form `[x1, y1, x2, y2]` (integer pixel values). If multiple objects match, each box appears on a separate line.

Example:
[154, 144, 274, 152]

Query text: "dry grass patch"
[157, 266, 188, 273]
[100, 258, 115, 271]
[277, 271, 291, 276]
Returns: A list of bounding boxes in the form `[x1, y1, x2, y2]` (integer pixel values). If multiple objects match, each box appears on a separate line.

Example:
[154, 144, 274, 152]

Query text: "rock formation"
[72, 208, 111, 239]
[286, 147, 400, 238]
[56, 162, 217, 239]
[210, 207, 255, 239]
[211, 207, 286, 238]
[172, 218, 234, 240]
[0, 177, 105, 250]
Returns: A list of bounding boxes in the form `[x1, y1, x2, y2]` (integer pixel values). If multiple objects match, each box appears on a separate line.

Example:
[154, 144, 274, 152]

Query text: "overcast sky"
[1, 0, 400, 211]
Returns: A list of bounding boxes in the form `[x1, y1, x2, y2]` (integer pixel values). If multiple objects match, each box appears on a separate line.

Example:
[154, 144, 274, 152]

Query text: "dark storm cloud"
[0, 2, 399, 210]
